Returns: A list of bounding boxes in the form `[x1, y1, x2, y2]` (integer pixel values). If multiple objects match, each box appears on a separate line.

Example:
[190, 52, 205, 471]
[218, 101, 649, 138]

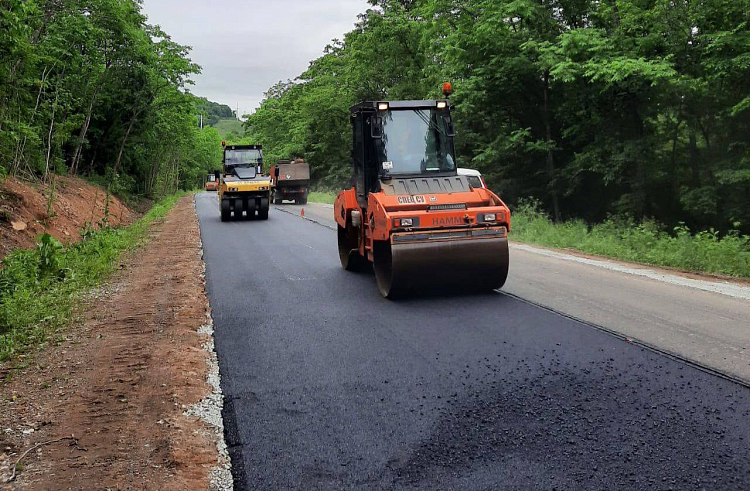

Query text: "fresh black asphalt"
[195, 192, 750, 491]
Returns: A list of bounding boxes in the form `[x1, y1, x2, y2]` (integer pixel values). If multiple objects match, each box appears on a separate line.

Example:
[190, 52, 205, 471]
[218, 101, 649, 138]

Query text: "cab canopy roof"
[350, 100, 448, 112]
[457, 168, 482, 177]
[225, 144, 262, 151]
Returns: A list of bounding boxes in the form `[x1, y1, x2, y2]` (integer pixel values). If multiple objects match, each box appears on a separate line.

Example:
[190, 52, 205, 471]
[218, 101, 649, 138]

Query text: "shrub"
[512, 200, 750, 278]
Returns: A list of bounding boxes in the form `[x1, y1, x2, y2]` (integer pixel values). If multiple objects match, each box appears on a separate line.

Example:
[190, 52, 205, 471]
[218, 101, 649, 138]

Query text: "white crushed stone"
[185, 205, 233, 491]
[82, 282, 123, 301]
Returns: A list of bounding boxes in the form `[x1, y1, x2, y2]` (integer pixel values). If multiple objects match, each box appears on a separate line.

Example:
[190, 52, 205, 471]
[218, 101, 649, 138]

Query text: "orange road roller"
[334, 86, 511, 298]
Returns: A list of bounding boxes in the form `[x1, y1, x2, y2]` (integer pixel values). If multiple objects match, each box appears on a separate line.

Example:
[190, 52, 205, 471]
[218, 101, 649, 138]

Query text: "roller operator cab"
[217, 144, 272, 221]
[334, 94, 511, 298]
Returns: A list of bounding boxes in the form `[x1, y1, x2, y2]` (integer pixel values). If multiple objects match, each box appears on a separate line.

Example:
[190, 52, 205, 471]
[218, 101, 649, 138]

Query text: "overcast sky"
[141, 0, 370, 117]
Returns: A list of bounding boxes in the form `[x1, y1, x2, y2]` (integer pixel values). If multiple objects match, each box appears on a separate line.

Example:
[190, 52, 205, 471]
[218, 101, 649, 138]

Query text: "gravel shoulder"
[0, 195, 228, 490]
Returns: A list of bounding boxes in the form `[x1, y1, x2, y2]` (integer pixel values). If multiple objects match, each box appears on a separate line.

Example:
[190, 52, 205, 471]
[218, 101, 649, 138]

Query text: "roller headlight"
[483, 213, 497, 222]
[393, 217, 418, 228]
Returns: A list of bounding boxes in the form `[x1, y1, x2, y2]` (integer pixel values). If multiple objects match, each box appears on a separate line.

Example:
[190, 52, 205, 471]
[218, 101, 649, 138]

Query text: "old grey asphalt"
[196, 192, 750, 491]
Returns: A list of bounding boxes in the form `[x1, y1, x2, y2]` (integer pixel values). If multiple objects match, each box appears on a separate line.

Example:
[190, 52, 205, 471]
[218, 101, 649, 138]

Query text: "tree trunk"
[11, 66, 51, 176]
[628, 95, 647, 217]
[71, 67, 109, 175]
[44, 74, 63, 184]
[147, 154, 161, 196]
[70, 90, 99, 175]
[173, 157, 180, 194]
[543, 72, 561, 221]
[687, 123, 701, 187]
[112, 117, 136, 178]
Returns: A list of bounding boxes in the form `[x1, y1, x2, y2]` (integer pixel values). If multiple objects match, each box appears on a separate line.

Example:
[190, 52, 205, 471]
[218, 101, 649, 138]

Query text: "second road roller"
[334, 84, 511, 298]
[216, 143, 272, 221]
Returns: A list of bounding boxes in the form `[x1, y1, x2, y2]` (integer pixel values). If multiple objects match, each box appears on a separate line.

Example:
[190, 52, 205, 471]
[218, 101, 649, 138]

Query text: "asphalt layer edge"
[189, 195, 234, 491]
[279, 203, 750, 390]
[499, 290, 750, 389]
[273, 204, 336, 231]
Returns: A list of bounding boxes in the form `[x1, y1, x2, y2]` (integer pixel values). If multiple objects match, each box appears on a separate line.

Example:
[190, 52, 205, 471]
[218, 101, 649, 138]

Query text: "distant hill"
[213, 118, 245, 138]
[196, 97, 234, 127]
[193, 96, 245, 137]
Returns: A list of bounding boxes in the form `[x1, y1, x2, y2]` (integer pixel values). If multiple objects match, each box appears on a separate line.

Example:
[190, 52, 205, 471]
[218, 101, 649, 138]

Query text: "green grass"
[307, 190, 337, 205]
[212, 118, 244, 138]
[309, 191, 749, 278]
[512, 200, 750, 278]
[298, 188, 750, 277]
[0, 194, 183, 363]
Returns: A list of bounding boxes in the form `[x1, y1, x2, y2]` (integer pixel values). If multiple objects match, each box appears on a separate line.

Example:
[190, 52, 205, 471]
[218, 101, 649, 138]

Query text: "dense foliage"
[245, 0, 750, 235]
[0, 0, 222, 196]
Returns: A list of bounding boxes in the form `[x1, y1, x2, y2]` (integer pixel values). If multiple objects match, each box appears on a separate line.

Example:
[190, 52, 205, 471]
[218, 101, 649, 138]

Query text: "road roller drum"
[334, 88, 512, 298]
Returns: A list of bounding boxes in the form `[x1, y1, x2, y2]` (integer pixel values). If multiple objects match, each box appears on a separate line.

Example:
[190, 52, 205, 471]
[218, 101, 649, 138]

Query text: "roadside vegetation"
[0, 1, 228, 362]
[513, 201, 750, 279]
[307, 191, 336, 205]
[0, 195, 181, 363]
[307, 192, 750, 278]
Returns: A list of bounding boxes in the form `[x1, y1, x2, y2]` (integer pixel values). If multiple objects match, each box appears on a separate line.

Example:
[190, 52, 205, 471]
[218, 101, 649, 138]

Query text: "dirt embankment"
[0, 196, 227, 490]
[0, 176, 134, 259]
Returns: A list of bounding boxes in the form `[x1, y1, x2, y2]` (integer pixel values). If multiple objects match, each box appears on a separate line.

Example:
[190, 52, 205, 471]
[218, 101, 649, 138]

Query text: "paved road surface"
[294, 201, 750, 384]
[196, 193, 750, 490]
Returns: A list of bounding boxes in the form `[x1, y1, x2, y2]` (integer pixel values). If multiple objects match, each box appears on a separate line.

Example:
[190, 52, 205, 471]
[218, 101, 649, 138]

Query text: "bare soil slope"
[0, 196, 222, 490]
[0, 176, 134, 259]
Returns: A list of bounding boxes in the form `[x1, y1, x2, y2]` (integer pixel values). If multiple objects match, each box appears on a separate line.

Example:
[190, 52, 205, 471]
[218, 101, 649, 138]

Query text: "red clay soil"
[0, 176, 134, 260]
[0, 196, 219, 490]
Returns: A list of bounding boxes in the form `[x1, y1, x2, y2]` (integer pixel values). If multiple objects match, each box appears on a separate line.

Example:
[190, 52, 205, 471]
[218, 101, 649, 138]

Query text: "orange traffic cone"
[301, 208, 305, 217]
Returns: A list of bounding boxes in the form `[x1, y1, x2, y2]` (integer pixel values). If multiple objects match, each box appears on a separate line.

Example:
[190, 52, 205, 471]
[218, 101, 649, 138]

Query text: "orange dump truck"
[269, 159, 310, 205]
[205, 173, 218, 192]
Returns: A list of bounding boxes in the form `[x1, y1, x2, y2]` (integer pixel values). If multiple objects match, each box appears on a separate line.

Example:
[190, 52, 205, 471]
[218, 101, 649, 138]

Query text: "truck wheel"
[258, 200, 269, 220]
[233, 198, 243, 220]
[338, 225, 366, 271]
[220, 200, 231, 222]
[274, 192, 283, 205]
[245, 199, 256, 220]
